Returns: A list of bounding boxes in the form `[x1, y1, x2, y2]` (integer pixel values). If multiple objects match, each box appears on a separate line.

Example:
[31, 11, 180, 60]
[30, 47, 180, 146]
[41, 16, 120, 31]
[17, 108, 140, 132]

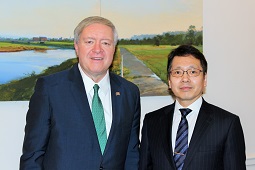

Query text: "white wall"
[203, 0, 255, 168]
[1, 0, 255, 169]
[0, 102, 27, 170]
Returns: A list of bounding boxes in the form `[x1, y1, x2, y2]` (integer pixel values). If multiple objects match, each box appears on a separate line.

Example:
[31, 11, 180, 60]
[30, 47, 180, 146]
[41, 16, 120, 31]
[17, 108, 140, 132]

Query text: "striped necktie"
[173, 108, 192, 170]
[92, 84, 107, 154]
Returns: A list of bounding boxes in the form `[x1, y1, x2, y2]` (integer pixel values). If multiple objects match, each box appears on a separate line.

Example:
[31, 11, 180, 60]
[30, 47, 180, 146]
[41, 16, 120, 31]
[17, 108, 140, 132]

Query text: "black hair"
[167, 45, 207, 79]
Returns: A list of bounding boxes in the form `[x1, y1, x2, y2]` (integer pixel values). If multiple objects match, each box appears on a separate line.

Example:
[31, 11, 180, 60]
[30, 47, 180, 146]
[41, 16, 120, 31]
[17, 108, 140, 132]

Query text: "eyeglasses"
[170, 68, 203, 77]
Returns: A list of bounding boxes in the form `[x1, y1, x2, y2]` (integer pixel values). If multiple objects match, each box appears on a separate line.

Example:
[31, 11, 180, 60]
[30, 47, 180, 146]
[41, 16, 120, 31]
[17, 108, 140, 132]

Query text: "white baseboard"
[247, 154, 255, 169]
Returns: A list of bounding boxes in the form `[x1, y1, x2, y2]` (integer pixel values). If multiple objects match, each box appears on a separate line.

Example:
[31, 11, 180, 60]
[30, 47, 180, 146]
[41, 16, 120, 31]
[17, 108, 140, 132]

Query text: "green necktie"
[92, 84, 107, 154]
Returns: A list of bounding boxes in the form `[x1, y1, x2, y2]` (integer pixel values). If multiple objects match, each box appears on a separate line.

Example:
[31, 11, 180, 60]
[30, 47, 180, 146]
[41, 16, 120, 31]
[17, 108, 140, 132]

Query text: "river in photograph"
[0, 49, 76, 84]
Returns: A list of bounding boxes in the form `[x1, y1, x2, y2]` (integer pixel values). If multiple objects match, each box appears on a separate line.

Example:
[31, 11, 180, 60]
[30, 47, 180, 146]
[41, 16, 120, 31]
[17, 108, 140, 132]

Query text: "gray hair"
[74, 16, 118, 46]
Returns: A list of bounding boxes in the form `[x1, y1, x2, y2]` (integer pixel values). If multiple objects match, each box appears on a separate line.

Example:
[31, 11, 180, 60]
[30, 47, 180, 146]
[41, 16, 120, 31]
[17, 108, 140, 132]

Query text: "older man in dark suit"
[20, 16, 140, 170]
[139, 45, 246, 170]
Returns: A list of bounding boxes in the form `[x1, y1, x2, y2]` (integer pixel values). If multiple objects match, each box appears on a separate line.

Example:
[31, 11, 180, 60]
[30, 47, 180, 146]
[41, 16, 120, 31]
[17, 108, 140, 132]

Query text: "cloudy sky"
[1, 0, 202, 39]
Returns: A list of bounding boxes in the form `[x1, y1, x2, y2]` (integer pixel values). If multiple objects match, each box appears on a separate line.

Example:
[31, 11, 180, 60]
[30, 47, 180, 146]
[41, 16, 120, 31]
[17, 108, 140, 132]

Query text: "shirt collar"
[78, 63, 110, 96]
[174, 96, 203, 116]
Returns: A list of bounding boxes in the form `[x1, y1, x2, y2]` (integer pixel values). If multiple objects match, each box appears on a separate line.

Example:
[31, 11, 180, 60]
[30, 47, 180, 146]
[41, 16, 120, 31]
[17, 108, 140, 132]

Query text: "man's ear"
[74, 41, 79, 57]
[204, 74, 207, 87]
[168, 79, 172, 89]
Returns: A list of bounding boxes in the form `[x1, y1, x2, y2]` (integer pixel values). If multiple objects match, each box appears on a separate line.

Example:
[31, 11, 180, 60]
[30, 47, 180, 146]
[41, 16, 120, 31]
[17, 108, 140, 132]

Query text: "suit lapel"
[103, 73, 122, 154]
[183, 99, 213, 169]
[68, 64, 98, 141]
[159, 104, 177, 169]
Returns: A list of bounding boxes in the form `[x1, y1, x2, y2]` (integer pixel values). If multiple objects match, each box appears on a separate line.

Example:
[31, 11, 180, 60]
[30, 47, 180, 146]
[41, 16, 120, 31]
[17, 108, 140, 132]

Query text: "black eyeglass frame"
[170, 68, 203, 77]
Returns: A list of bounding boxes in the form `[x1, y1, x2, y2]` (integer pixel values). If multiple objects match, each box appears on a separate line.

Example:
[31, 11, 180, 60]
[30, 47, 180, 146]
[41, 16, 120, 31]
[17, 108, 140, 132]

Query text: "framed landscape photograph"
[0, 0, 202, 101]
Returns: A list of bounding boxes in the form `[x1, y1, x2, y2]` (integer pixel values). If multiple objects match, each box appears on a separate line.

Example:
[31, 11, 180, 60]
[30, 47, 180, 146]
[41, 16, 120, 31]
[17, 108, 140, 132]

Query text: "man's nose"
[92, 42, 102, 54]
[181, 71, 190, 82]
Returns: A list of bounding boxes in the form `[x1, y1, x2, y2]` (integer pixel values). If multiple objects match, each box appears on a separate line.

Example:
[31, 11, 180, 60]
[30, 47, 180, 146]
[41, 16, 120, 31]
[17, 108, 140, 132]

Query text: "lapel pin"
[116, 92, 120, 96]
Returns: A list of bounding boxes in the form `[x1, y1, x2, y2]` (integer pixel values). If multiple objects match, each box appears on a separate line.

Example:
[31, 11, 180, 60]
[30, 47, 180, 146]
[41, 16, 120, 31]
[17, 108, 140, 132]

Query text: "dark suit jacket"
[139, 99, 246, 170]
[20, 63, 141, 170]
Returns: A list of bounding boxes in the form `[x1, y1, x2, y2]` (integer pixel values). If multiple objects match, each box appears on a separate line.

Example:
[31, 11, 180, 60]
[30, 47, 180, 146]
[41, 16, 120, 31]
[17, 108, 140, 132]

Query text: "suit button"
[99, 166, 103, 170]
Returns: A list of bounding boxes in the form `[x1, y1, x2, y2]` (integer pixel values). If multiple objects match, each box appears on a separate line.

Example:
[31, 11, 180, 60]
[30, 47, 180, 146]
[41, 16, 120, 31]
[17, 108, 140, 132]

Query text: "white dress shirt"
[78, 64, 112, 137]
[171, 96, 202, 153]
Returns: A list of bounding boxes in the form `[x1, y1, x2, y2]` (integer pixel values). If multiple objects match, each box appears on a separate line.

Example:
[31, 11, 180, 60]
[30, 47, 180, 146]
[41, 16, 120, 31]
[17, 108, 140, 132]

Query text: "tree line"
[119, 25, 202, 46]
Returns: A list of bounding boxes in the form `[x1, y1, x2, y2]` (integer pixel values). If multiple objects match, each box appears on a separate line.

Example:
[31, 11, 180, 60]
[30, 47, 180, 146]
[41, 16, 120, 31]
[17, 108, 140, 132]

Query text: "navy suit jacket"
[20, 63, 141, 170]
[139, 99, 246, 170]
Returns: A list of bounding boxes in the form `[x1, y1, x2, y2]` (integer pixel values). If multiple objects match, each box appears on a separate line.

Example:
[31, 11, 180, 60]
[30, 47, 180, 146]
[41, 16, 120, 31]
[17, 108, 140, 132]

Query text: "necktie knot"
[93, 84, 100, 94]
[179, 108, 192, 118]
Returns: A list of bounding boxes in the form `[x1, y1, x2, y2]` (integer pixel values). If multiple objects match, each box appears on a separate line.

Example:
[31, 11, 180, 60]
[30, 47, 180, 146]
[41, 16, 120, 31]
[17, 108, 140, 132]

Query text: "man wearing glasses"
[139, 45, 246, 170]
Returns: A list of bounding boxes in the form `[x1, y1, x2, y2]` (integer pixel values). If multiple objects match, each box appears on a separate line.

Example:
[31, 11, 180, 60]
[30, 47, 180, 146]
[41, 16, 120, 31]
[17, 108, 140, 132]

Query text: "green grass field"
[44, 41, 74, 48]
[0, 41, 75, 52]
[120, 45, 203, 84]
[0, 41, 49, 52]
